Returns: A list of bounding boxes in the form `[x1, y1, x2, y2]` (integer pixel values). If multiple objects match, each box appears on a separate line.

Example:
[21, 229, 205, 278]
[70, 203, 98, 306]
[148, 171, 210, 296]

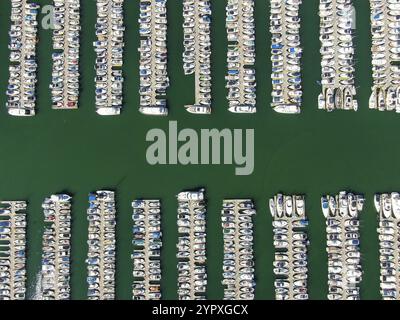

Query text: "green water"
[0, 0, 389, 300]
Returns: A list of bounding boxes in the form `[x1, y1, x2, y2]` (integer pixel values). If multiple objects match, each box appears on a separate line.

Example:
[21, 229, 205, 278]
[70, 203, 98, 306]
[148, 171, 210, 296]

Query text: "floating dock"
[132, 199, 162, 300]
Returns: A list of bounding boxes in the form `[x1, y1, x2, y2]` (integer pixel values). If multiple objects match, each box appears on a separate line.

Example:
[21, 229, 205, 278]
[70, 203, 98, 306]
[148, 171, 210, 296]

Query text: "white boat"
[386, 87, 397, 111]
[275, 194, 284, 218]
[284, 196, 293, 217]
[325, 88, 334, 111]
[295, 195, 305, 217]
[347, 193, 358, 218]
[50, 194, 72, 202]
[382, 194, 392, 219]
[328, 196, 337, 216]
[377, 88, 385, 111]
[269, 198, 276, 217]
[139, 106, 168, 116]
[391, 192, 400, 219]
[96, 107, 120, 116]
[373, 194, 381, 213]
[321, 196, 329, 218]
[338, 191, 348, 217]
[8, 108, 35, 117]
[273, 104, 300, 114]
[185, 105, 211, 115]
[396, 87, 400, 113]
[334, 88, 342, 109]
[369, 89, 377, 109]
[228, 106, 256, 114]
[318, 93, 326, 109]
[356, 195, 365, 212]
[177, 189, 205, 201]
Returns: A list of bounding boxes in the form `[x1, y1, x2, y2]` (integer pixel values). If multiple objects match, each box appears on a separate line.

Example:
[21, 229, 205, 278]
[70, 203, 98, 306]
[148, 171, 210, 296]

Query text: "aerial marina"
[132, 199, 162, 300]
[369, 0, 400, 112]
[138, 0, 169, 116]
[1, 190, 400, 300]
[39, 194, 71, 300]
[373, 193, 400, 300]
[269, 194, 309, 300]
[0, 201, 27, 300]
[318, 0, 358, 112]
[176, 188, 207, 300]
[50, 0, 80, 110]
[321, 191, 364, 300]
[182, 0, 212, 114]
[221, 199, 256, 300]
[3, 1, 400, 116]
[3, 1, 400, 117]
[1, 0, 400, 303]
[225, 0, 256, 114]
[6, 0, 39, 117]
[270, 0, 303, 114]
[86, 190, 116, 300]
[93, 0, 125, 116]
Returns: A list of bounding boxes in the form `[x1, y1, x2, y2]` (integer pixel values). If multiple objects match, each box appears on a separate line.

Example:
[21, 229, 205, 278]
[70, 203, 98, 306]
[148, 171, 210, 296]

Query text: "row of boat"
[369, 0, 400, 112]
[6, 0, 39, 117]
[86, 190, 116, 300]
[225, 0, 257, 114]
[221, 199, 256, 300]
[318, 0, 358, 111]
[269, 194, 309, 300]
[0, 201, 26, 300]
[374, 193, 400, 300]
[270, 0, 303, 114]
[1, 190, 400, 300]
[93, 0, 125, 116]
[321, 191, 364, 300]
[7, 1, 400, 116]
[182, 0, 212, 114]
[50, 0, 80, 110]
[40, 194, 71, 300]
[132, 199, 162, 300]
[138, 0, 169, 116]
[176, 189, 207, 300]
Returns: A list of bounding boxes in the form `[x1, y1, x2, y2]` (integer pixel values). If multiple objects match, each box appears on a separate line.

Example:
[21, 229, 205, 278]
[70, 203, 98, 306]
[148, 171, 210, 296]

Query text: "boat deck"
[226, 0, 256, 112]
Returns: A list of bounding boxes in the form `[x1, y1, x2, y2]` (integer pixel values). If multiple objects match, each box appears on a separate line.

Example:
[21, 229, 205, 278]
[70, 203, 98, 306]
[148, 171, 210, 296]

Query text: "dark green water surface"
[0, 0, 388, 299]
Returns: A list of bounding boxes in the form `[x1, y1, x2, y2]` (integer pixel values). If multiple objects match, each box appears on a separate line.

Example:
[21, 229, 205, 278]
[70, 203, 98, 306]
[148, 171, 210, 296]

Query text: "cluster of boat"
[373, 193, 400, 300]
[40, 194, 71, 300]
[270, 0, 303, 114]
[269, 194, 309, 300]
[0, 201, 26, 300]
[3, 190, 400, 300]
[182, 0, 212, 114]
[321, 191, 364, 300]
[50, 0, 80, 110]
[132, 199, 162, 300]
[369, 0, 400, 112]
[138, 0, 169, 116]
[318, 0, 358, 112]
[225, 0, 256, 114]
[93, 0, 125, 116]
[9, 1, 400, 116]
[6, 0, 39, 117]
[176, 189, 207, 300]
[86, 190, 116, 300]
[221, 199, 256, 300]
